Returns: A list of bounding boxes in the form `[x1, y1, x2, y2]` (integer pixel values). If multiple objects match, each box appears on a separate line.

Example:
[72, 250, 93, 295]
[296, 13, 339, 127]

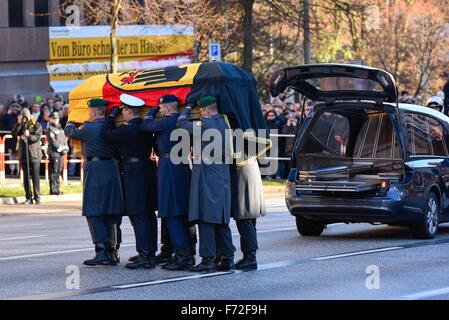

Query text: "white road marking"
[0, 223, 43, 229]
[0, 243, 136, 261]
[312, 247, 403, 261]
[0, 235, 48, 241]
[112, 272, 233, 289]
[256, 227, 296, 234]
[401, 286, 449, 300]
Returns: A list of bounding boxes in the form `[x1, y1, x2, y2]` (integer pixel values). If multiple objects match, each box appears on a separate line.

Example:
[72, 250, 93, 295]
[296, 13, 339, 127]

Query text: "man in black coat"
[12, 108, 43, 204]
[46, 112, 68, 195]
[65, 99, 124, 266]
[177, 96, 235, 272]
[102, 94, 158, 269]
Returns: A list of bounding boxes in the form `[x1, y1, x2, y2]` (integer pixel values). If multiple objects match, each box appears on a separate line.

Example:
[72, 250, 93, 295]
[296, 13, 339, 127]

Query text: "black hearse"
[270, 64, 449, 239]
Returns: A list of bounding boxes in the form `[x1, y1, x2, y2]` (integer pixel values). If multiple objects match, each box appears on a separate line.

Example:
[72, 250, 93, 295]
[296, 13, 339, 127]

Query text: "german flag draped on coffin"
[68, 62, 271, 163]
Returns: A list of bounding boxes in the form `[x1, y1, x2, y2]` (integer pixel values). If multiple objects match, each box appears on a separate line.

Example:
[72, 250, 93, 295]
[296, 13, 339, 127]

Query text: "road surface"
[0, 196, 449, 300]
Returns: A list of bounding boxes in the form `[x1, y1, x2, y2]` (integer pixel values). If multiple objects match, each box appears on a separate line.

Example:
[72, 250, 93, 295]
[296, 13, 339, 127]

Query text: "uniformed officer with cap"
[101, 94, 158, 269]
[46, 111, 68, 195]
[141, 94, 195, 270]
[176, 95, 236, 272]
[65, 98, 124, 266]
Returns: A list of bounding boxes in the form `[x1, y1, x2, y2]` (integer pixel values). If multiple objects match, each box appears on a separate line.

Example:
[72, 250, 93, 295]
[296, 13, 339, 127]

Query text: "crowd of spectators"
[260, 89, 449, 180]
[0, 94, 75, 177]
[261, 98, 316, 180]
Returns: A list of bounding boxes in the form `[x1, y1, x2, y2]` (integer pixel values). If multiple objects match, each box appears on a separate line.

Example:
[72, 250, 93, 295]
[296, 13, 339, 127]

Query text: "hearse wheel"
[411, 192, 440, 239]
[295, 216, 325, 237]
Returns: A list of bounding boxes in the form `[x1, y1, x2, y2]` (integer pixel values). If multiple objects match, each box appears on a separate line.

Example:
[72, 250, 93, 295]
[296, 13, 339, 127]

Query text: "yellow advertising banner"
[49, 35, 194, 60]
[48, 25, 194, 92]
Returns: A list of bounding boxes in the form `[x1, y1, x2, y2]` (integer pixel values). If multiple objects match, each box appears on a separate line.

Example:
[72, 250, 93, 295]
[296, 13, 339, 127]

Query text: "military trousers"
[49, 156, 63, 194]
[160, 217, 197, 255]
[198, 221, 235, 258]
[166, 216, 190, 252]
[129, 214, 154, 253]
[236, 219, 258, 254]
[86, 215, 121, 248]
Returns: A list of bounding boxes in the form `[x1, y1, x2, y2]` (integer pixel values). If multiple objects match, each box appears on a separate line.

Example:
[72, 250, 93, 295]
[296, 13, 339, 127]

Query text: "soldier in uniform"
[12, 108, 43, 204]
[141, 94, 194, 271]
[230, 160, 266, 270]
[65, 98, 124, 266]
[176, 96, 235, 272]
[101, 94, 158, 269]
[46, 112, 68, 195]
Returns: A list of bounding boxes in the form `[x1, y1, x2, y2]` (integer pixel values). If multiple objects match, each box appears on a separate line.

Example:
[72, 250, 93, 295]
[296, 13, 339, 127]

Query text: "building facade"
[0, 0, 71, 103]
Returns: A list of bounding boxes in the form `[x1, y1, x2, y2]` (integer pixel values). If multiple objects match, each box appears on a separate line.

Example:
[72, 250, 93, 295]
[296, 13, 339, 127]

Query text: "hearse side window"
[427, 117, 448, 157]
[405, 113, 432, 156]
[354, 113, 400, 159]
[300, 112, 350, 156]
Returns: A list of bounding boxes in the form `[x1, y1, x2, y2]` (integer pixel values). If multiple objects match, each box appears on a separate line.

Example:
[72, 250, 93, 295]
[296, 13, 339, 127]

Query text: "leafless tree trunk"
[303, 0, 311, 63]
[110, 0, 122, 73]
[241, 0, 255, 73]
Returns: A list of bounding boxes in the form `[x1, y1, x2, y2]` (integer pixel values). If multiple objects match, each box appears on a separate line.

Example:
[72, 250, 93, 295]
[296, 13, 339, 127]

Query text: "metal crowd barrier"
[261, 133, 296, 161]
[0, 132, 296, 186]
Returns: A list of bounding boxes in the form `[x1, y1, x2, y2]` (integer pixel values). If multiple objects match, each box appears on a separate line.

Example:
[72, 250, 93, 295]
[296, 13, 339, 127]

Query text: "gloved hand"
[109, 107, 120, 118]
[183, 104, 194, 115]
[147, 106, 160, 117]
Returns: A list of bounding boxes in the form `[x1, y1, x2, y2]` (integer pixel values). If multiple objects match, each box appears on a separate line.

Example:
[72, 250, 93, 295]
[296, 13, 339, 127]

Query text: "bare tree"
[365, 0, 449, 96]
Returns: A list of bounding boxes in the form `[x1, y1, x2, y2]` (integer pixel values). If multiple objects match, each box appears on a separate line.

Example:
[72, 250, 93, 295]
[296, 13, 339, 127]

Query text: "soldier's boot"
[108, 244, 119, 266]
[163, 249, 195, 271]
[235, 251, 257, 270]
[83, 243, 113, 266]
[125, 251, 155, 269]
[217, 254, 235, 271]
[154, 251, 174, 265]
[188, 256, 216, 273]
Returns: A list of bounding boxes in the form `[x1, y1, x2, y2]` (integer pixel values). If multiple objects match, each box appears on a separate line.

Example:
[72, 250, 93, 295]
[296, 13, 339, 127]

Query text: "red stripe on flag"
[102, 81, 192, 114]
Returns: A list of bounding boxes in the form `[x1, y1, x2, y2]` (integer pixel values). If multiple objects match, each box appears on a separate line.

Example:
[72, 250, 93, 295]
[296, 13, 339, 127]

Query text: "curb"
[0, 193, 82, 205]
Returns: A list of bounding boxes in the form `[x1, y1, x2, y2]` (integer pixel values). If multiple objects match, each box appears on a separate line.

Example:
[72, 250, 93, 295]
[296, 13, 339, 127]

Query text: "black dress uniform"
[101, 94, 158, 269]
[11, 108, 42, 204]
[141, 94, 194, 270]
[46, 112, 67, 195]
[64, 99, 124, 266]
[176, 96, 235, 272]
[230, 160, 266, 270]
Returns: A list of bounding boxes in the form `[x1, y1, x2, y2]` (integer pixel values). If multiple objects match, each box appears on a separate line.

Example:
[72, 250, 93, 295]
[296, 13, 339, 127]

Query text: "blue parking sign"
[209, 42, 221, 61]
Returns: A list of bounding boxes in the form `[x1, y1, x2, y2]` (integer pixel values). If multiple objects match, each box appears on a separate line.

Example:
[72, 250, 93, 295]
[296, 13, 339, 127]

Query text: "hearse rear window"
[305, 77, 384, 92]
[305, 113, 350, 156]
[299, 109, 402, 160]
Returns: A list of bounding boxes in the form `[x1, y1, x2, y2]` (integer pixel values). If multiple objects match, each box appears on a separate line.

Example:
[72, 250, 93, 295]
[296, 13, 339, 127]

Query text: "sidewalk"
[0, 185, 286, 215]
[2, 176, 82, 188]
[0, 176, 82, 205]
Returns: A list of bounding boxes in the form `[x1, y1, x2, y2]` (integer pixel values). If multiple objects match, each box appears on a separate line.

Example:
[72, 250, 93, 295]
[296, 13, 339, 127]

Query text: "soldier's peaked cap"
[159, 94, 180, 105]
[120, 94, 145, 108]
[88, 98, 108, 108]
[197, 96, 217, 108]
